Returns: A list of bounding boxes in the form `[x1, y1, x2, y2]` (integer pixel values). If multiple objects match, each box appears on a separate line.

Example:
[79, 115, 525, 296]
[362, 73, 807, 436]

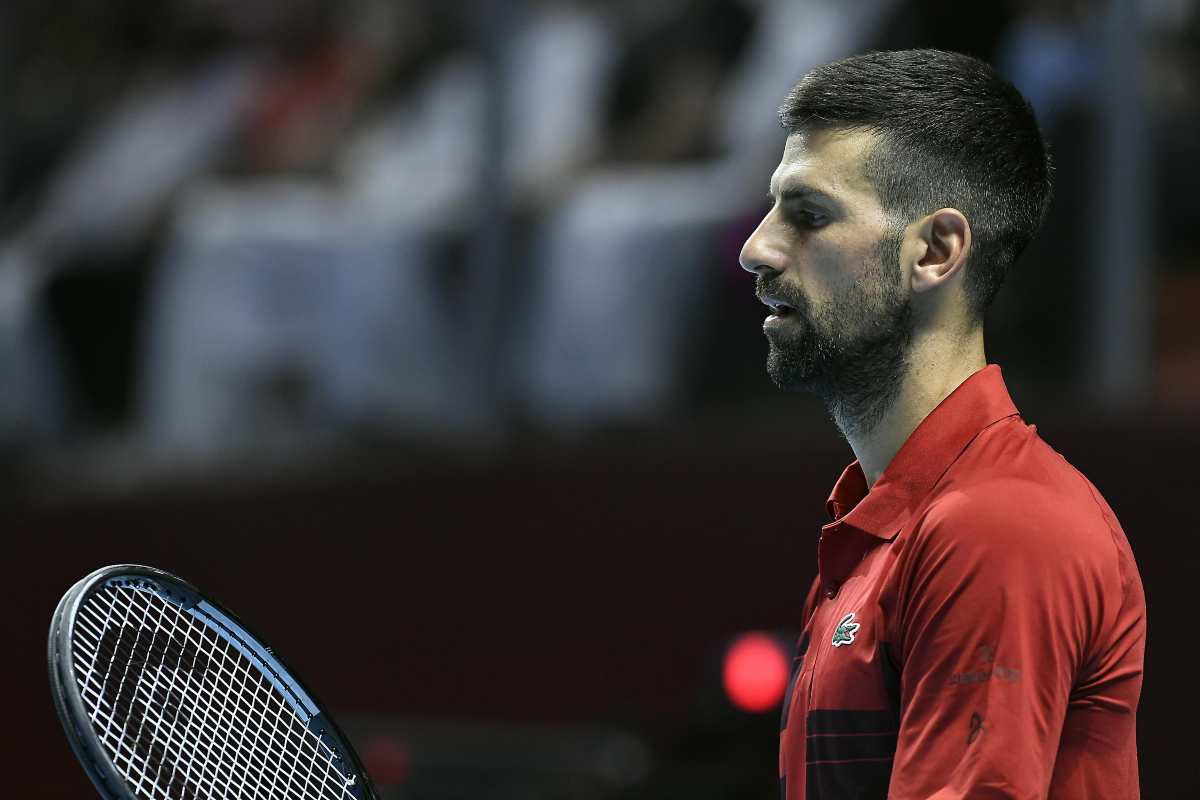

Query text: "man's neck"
[841, 332, 987, 488]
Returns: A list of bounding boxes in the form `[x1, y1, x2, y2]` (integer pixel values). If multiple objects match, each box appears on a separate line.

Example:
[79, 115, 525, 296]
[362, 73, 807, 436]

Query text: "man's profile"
[739, 49, 1145, 799]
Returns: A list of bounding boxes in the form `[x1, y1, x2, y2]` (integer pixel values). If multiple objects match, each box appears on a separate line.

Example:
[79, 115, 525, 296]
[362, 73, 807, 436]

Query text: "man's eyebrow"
[767, 181, 839, 206]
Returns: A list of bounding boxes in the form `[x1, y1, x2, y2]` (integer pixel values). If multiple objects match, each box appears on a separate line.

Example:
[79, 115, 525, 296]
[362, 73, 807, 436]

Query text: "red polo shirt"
[779, 363, 1145, 799]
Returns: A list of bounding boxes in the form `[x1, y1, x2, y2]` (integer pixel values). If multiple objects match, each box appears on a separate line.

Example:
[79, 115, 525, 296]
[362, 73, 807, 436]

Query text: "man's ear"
[912, 208, 971, 294]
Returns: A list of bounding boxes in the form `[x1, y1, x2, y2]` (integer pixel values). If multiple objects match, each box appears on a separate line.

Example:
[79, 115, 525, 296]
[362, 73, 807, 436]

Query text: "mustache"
[755, 275, 808, 314]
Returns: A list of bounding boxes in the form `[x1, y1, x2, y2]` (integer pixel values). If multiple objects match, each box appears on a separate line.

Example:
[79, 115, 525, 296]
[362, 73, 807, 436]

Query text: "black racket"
[48, 564, 379, 800]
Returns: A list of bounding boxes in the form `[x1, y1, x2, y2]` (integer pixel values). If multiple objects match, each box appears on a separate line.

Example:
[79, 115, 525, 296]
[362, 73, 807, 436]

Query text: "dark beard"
[759, 228, 913, 440]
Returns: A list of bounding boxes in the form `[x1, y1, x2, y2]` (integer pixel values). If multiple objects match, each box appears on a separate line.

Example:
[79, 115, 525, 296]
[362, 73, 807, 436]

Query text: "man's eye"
[767, 194, 830, 229]
[790, 209, 827, 228]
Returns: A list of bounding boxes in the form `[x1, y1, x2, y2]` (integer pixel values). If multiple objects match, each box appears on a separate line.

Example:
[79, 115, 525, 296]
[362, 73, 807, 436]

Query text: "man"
[739, 50, 1145, 799]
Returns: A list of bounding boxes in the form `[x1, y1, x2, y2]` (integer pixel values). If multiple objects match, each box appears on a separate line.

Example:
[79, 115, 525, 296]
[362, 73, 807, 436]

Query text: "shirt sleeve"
[882, 484, 1107, 800]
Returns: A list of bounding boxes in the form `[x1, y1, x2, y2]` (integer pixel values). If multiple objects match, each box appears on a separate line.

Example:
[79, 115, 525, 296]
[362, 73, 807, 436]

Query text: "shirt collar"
[824, 363, 1021, 539]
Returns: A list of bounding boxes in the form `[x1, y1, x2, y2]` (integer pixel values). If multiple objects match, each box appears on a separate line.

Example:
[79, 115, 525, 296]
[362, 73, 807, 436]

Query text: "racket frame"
[48, 563, 379, 800]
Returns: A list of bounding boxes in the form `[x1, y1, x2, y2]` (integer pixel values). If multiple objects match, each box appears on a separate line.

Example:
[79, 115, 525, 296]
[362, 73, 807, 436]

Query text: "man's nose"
[739, 218, 784, 277]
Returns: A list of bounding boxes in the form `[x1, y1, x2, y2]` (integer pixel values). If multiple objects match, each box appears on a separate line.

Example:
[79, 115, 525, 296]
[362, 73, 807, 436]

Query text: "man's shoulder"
[898, 419, 1145, 640]
[955, 415, 1096, 491]
[912, 419, 1127, 564]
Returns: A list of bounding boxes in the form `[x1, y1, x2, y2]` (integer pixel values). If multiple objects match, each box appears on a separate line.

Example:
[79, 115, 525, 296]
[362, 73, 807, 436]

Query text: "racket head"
[48, 564, 379, 800]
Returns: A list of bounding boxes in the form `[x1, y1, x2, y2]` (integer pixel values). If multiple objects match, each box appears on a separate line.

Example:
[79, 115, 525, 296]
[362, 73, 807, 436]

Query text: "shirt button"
[825, 583, 840, 600]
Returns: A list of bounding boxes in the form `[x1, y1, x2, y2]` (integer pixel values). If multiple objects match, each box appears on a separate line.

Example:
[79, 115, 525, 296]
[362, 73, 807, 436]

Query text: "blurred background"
[4, 0, 1198, 797]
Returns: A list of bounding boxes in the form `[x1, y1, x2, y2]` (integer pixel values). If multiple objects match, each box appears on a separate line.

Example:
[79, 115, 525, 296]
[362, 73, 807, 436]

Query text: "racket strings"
[83, 589, 348, 800]
[71, 585, 358, 799]
[76, 587, 351, 800]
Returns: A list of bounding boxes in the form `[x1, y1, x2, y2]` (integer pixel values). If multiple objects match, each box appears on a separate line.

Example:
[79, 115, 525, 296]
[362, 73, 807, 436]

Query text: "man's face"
[739, 129, 914, 407]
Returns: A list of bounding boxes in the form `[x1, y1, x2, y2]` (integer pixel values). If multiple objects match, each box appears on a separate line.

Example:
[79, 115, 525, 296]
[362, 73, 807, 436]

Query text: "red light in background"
[722, 631, 789, 713]
[362, 734, 410, 787]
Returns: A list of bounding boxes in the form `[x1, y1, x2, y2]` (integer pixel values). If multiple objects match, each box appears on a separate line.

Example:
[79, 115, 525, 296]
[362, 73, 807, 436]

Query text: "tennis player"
[740, 50, 1145, 799]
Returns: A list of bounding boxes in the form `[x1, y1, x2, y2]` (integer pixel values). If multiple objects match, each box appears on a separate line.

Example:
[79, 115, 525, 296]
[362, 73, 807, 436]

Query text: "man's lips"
[758, 293, 797, 318]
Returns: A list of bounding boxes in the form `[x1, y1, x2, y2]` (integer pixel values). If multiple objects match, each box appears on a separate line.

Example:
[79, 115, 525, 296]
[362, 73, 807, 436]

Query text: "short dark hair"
[778, 49, 1053, 328]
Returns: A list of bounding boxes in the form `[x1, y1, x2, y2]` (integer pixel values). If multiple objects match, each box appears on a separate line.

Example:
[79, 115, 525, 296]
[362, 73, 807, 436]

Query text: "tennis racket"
[48, 564, 379, 800]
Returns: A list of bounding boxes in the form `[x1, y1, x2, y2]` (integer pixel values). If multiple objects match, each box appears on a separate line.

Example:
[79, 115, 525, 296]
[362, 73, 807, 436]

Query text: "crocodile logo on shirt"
[831, 612, 860, 647]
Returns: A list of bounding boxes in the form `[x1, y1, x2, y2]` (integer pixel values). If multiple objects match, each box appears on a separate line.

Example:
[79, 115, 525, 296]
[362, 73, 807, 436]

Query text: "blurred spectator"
[0, 252, 65, 451]
[134, 0, 473, 455]
[140, 0, 620, 454]
[997, 1, 1103, 130]
[140, 180, 488, 454]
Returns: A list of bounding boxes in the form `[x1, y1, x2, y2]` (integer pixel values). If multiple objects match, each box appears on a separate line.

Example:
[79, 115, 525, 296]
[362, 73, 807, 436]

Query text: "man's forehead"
[769, 129, 878, 203]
